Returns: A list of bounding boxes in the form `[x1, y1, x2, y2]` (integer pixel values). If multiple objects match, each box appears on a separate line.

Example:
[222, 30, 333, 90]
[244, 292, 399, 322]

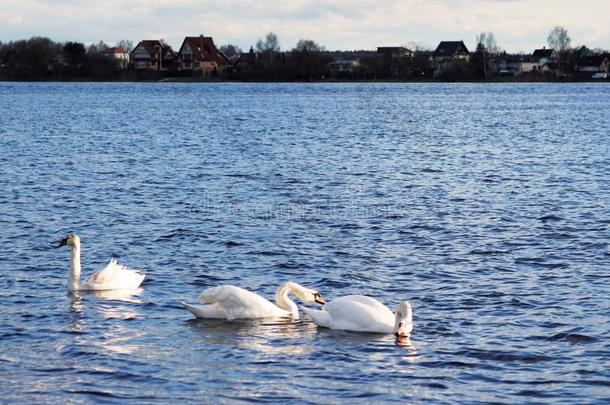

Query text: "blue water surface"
[0, 82, 609, 403]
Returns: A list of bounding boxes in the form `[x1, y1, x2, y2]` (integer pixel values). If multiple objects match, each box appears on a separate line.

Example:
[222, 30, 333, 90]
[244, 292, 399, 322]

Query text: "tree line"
[204, 32, 435, 81]
[1, 27, 607, 81]
[0, 37, 137, 80]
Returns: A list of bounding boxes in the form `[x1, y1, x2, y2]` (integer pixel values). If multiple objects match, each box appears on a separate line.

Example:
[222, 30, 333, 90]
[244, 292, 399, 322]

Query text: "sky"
[1, 0, 609, 53]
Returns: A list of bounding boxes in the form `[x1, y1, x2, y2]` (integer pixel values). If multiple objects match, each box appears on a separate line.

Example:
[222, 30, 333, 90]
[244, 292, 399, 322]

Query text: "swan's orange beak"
[394, 334, 411, 345]
[314, 293, 325, 305]
[395, 322, 410, 338]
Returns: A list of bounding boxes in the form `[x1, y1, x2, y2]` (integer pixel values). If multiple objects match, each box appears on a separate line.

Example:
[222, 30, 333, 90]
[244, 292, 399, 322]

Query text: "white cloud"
[0, 0, 609, 52]
[0, 11, 23, 26]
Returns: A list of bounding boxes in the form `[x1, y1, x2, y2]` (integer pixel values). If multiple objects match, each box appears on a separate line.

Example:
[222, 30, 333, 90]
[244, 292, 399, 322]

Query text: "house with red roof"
[130, 40, 176, 71]
[102, 47, 129, 69]
[177, 35, 229, 75]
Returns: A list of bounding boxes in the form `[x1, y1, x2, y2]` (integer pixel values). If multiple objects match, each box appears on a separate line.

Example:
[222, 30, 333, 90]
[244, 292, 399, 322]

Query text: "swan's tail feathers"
[181, 301, 202, 317]
[108, 258, 128, 272]
[112, 259, 145, 288]
[134, 272, 145, 288]
[181, 302, 220, 318]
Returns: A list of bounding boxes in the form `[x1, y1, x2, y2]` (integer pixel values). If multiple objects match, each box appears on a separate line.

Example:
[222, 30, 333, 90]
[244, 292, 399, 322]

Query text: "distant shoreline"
[1, 78, 607, 83]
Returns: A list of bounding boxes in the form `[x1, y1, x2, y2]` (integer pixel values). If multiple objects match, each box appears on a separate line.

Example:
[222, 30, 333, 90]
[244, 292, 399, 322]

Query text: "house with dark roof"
[377, 47, 413, 57]
[487, 52, 538, 76]
[504, 54, 536, 75]
[432, 40, 470, 77]
[531, 47, 556, 71]
[130, 40, 176, 71]
[433, 41, 470, 62]
[532, 47, 554, 60]
[376, 47, 415, 77]
[177, 35, 229, 75]
[576, 50, 610, 75]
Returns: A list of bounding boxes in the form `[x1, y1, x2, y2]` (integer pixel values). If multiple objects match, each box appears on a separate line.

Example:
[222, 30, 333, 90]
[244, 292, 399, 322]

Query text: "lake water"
[0, 82, 609, 403]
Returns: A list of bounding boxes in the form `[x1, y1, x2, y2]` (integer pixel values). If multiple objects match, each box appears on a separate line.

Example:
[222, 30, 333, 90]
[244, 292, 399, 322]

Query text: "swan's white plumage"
[81, 258, 145, 291]
[58, 233, 144, 291]
[304, 295, 412, 335]
[182, 282, 322, 320]
[185, 285, 290, 319]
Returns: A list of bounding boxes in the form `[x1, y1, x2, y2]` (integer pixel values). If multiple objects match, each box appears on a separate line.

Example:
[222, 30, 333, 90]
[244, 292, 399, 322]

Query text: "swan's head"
[308, 290, 326, 305]
[56, 233, 80, 248]
[393, 301, 413, 338]
[282, 281, 325, 305]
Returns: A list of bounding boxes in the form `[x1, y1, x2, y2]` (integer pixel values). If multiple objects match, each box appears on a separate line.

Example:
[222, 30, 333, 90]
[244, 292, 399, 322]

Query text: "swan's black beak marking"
[395, 323, 405, 338]
[314, 293, 325, 305]
[55, 237, 68, 248]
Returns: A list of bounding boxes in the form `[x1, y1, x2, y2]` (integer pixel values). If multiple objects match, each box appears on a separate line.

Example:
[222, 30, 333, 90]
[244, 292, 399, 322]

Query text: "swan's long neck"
[275, 282, 299, 318]
[394, 302, 414, 336]
[404, 304, 413, 324]
[68, 240, 81, 292]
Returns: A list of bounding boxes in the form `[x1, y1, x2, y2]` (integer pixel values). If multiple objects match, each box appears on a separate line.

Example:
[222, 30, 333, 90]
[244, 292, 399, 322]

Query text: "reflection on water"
[70, 288, 144, 303]
[95, 323, 144, 355]
[68, 294, 84, 315]
[395, 337, 419, 364]
[64, 289, 145, 355]
[187, 316, 317, 355]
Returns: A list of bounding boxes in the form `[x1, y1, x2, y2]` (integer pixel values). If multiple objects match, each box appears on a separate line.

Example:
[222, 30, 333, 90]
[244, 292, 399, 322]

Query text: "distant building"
[532, 47, 554, 60]
[376, 47, 415, 77]
[377, 47, 414, 58]
[432, 40, 470, 77]
[433, 41, 470, 62]
[177, 35, 229, 75]
[576, 46, 610, 76]
[328, 60, 360, 77]
[488, 53, 537, 76]
[130, 40, 176, 71]
[505, 54, 536, 75]
[102, 47, 129, 69]
[531, 47, 555, 71]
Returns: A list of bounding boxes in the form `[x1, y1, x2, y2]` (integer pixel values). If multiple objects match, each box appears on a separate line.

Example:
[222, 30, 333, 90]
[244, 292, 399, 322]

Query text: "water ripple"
[0, 82, 609, 403]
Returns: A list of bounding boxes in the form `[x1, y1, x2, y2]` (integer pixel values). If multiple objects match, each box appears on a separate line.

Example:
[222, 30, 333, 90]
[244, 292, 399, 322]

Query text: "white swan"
[181, 281, 325, 320]
[56, 233, 145, 291]
[303, 295, 413, 337]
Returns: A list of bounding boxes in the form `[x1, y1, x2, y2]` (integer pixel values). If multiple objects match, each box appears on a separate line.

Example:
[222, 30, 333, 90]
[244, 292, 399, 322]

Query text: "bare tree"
[474, 32, 495, 79]
[547, 26, 572, 73]
[256, 32, 280, 66]
[486, 32, 498, 54]
[256, 32, 280, 53]
[87, 40, 109, 55]
[547, 26, 571, 51]
[291, 39, 329, 80]
[117, 39, 133, 52]
[219, 44, 242, 61]
[403, 41, 429, 52]
[294, 39, 324, 52]
[476, 32, 498, 54]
